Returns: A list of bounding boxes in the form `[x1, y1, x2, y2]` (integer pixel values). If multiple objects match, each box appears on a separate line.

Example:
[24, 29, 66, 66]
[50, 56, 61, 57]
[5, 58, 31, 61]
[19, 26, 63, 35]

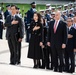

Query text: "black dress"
[28, 21, 43, 59]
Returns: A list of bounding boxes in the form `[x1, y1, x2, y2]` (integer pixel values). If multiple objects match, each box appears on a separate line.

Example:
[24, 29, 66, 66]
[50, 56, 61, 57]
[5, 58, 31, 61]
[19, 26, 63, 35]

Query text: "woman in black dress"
[28, 12, 43, 68]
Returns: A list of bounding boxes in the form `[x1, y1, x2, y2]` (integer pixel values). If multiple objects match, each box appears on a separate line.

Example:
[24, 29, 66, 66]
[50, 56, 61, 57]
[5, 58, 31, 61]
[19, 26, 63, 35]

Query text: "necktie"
[68, 28, 69, 31]
[11, 16, 15, 21]
[54, 21, 58, 33]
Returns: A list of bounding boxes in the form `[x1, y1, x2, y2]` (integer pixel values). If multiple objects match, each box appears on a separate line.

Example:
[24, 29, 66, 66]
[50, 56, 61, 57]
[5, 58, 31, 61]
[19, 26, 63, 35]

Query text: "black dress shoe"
[59, 70, 62, 73]
[46, 67, 52, 70]
[10, 63, 16, 65]
[64, 69, 69, 73]
[33, 65, 38, 68]
[59, 67, 63, 73]
[54, 68, 58, 72]
[39, 66, 45, 69]
[69, 71, 74, 73]
[16, 62, 21, 65]
[40, 67, 45, 69]
[46, 67, 49, 69]
[50, 67, 53, 70]
[69, 69, 74, 73]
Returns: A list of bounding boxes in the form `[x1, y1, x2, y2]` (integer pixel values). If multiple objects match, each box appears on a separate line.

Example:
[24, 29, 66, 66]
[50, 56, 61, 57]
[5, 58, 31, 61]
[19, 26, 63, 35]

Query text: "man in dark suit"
[65, 17, 76, 73]
[39, 20, 50, 69]
[24, 13, 28, 42]
[4, 5, 11, 19]
[26, 2, 37, 42]
[5, 5, 24, 65]
[47, 11, 67, 72]
[0, 12, 3, 39]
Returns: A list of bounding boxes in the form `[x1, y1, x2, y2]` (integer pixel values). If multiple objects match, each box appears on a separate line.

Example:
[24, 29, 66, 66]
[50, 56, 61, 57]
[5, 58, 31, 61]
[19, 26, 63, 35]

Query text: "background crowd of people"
[0, 1, 76, 74]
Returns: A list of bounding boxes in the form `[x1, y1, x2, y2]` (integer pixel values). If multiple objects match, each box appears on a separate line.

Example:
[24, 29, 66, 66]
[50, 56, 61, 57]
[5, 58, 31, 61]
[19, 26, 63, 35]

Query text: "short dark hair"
[11, 4, 18, 9]
[67, 17, 73, 22]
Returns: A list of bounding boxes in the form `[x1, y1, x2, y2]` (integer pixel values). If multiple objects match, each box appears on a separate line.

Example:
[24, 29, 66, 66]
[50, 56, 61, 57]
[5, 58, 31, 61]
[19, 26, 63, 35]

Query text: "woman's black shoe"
[10, 63, 16, 65]
[16, 61, 21, 65]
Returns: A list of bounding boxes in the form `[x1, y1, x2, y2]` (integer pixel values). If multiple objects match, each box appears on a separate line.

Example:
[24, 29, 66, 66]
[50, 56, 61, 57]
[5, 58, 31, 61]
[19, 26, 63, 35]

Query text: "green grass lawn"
[0, 3, 46, 13]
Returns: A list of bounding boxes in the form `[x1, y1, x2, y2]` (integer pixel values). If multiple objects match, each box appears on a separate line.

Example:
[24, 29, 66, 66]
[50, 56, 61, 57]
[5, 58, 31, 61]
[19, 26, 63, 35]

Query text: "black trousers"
[65, 48, 75, 73]
[25, 29, 30, 43]
[17, 42, 21, 63]
[51, 44, 64, 71]
[8, 35, 21, 64]
[41, 47, 49, 69]
[0, 25, 3, 39]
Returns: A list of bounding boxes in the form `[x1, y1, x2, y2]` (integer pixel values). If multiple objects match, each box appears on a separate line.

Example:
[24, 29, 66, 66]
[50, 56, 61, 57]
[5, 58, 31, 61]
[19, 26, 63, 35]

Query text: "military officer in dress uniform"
[4, 5, 11, 19]
[26, 2, 37, 42]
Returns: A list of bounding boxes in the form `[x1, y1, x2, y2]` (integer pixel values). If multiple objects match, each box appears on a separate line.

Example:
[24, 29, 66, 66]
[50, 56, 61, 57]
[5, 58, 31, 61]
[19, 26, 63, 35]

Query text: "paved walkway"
[0, 39, 76, 75]
[0, 30, 76, 75]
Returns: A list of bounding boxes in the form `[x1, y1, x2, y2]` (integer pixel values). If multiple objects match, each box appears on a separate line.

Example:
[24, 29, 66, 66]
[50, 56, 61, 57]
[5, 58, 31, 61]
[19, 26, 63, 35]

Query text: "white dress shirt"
[68, 26, 72, 31]
[54, 20, 60, 31]
[73, 23, 76, 29]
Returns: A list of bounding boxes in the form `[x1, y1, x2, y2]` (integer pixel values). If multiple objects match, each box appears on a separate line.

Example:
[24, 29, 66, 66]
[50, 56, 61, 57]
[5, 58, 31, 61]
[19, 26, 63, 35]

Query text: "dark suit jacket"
[4, 10, 10, 19]
[24, 16, 28, 30]
[27, 8, 35, 24]
[45, 14, 51, 22]
[48, 20, 67, 47]
[5, 15, 24, 40]
[66, 27, 76, 50]
[28, 21, 43, 59]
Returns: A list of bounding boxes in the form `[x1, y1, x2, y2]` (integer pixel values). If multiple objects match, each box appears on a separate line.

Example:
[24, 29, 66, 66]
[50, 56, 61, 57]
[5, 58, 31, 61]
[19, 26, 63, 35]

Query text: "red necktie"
[54, 21, 58, 33]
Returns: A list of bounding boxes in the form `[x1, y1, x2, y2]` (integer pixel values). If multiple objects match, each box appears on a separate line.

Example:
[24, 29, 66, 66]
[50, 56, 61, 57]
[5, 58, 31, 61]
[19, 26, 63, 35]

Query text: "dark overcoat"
[28, 21, 43, 59]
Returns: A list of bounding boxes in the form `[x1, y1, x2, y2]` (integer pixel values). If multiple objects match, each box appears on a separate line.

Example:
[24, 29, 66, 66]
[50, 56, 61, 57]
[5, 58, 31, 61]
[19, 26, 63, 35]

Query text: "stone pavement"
[0, 30, 76, 75]
[0, 39, 76, 75]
